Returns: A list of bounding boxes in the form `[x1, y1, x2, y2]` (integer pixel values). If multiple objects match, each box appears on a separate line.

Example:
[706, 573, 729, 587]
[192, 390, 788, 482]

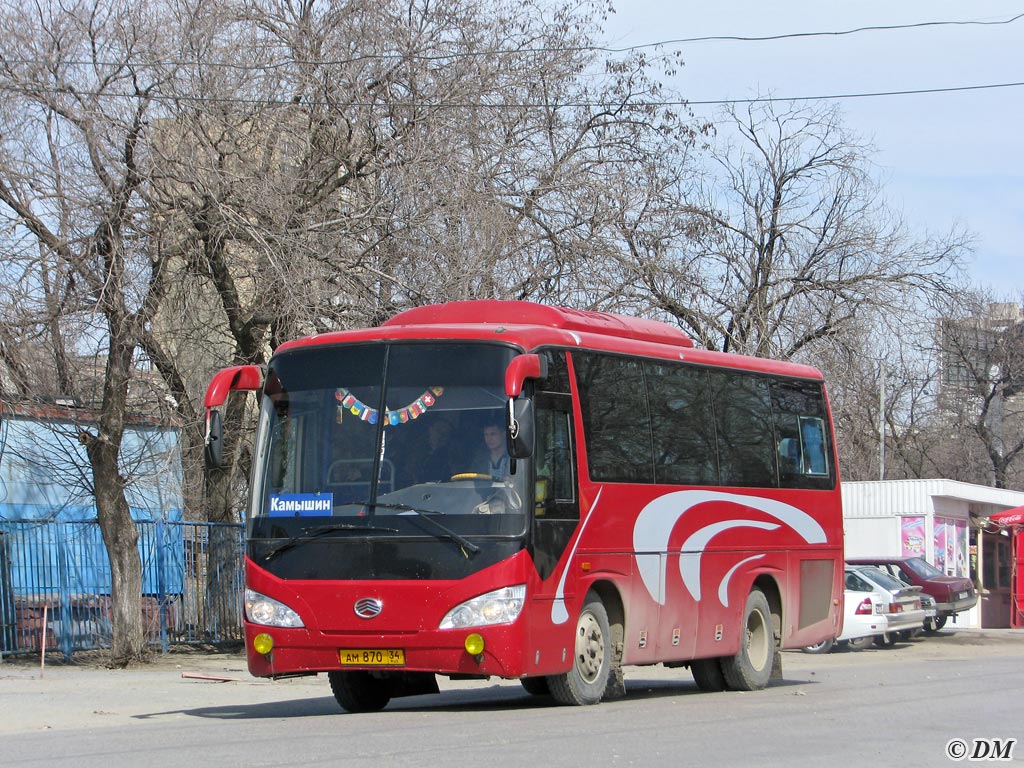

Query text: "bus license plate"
[338, 649, 405, 666]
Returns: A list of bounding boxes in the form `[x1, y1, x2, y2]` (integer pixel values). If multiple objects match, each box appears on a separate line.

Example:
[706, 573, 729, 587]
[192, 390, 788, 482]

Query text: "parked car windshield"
[857, 566, 908, 592]
[902, 556, 944, 579]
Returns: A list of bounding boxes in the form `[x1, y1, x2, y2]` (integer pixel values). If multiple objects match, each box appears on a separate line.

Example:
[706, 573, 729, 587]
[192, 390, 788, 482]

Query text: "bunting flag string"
[335, 386, 444, 425]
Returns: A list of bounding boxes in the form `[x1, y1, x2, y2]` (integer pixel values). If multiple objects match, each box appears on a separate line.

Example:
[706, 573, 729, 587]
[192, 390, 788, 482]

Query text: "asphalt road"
[2, 628, 1021, 768]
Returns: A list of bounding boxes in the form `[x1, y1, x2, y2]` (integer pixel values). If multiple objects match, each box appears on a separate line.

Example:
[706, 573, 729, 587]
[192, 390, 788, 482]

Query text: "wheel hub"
[745, 608, 770, 671]
[575, 611, 606, 684]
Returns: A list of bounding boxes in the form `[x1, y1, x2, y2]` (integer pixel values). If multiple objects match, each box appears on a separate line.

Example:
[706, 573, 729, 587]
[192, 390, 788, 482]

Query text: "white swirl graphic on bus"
[718, 553, 766, 607]
[633, 490, 827, 606]
[550, 488, 603, 625]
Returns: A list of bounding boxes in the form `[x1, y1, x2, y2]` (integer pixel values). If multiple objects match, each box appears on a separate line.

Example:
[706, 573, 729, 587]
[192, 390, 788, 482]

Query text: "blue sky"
[601, 1, 1023, 296]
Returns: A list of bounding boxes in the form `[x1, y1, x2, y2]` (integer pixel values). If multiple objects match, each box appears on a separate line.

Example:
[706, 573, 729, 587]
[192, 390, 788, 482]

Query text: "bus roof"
[382, 300, 694, 348]
[277, 300, 824, 381]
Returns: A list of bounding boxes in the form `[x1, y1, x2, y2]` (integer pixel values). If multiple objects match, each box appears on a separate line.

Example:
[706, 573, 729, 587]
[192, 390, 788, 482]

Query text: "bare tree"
[136, 0, 699, 515]
[820, 319, 945, 483]
[0, 0, 180, 664]
[823, 284, 1024, 489]
[616, 100, 968, 362]
[12, 0, 989, 658]
[933, 292, 1024, 488]
[44, 0, 695, 629]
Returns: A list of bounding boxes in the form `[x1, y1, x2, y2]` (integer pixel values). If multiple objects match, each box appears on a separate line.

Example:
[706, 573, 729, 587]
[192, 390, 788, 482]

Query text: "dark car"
[846, 556, 977, 631]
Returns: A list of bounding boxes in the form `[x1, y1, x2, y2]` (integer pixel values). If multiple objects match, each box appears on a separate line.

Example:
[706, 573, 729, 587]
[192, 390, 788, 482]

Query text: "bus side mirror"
[203, 365, 263, 470]
[205, 365, 263, 408]
[504, 354, 547, 397]
[508, 397, 535, 460]
[205, 409, 224, 469]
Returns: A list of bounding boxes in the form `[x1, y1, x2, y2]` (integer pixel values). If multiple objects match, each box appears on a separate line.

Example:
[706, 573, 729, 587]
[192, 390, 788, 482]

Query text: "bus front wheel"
[328, 671, 391, 713]
[520, 676, 551, 696]
[720, 589, 775, 691]
[547, 594, 611, 705]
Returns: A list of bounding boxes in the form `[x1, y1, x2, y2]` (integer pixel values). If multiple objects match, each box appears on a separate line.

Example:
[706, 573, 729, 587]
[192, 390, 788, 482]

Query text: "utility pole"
[879, 361, 886, 481]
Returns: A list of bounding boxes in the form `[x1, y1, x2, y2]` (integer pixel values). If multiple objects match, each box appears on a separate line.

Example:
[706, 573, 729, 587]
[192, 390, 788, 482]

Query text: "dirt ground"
[1, 628, 1021, 736]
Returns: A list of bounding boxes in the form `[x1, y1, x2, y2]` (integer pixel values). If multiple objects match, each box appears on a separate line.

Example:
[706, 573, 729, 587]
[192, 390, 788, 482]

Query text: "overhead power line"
[1, 13, 1021, 69]
[685, 80, 1024, 106]
[5, 79, 1024, 109]
[602, 12, 1024, 53]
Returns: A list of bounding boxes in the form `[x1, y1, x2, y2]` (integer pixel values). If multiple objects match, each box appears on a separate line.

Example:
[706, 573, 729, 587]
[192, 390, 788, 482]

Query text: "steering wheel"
[501, 483, 522, 511]
[450, 472, 491, 481]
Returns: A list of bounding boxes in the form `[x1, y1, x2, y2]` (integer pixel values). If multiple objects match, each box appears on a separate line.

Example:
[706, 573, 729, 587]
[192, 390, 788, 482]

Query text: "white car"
[803, 564, 926, 654]
[891, 583, 937, 640]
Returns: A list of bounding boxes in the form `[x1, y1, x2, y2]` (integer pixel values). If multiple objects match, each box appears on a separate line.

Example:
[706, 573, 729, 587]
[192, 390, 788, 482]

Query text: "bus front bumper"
[244, 622, 528, 679]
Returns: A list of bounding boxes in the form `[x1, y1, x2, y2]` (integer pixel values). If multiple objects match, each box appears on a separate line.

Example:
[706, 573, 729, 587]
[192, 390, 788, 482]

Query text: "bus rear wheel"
[690, 657, 727, 691]
[801, 637, 835, 655]
[721, 589, 775, 691]
[547, 594, 611, 705]
[328, 671, 391, 713]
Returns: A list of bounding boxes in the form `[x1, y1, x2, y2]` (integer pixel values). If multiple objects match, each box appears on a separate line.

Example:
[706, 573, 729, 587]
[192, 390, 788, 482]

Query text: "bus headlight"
[245, 589, 305, 628]
[439, 585, 526, 629]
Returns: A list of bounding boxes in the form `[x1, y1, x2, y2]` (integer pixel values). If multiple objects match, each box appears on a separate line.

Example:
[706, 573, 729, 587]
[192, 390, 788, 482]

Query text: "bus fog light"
[465, 633, 485, 656]
[253, 632, 274, 655]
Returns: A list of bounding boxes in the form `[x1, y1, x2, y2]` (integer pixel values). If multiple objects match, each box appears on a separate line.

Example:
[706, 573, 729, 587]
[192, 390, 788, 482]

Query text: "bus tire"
[327, 671, 391, 713]
[801, 637, 835, 654]
[690, 657, 727, 691]
[547, 594, 611, 705]
[721, 589, 775, 691]
[520, 676, 551, 696]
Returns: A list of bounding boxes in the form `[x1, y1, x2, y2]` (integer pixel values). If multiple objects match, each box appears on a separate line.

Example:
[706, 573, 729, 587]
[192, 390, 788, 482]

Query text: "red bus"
[204, 300, 844, 710]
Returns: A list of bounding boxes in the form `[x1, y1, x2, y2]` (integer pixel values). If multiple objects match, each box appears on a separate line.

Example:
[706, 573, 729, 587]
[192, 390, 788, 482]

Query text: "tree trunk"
[91, 444, 146, 665]
[84, 334, 146, 666]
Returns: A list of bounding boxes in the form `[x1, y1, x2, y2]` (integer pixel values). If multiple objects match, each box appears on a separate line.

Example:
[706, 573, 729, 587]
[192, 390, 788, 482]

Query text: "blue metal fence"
[0, 520, 245, 656]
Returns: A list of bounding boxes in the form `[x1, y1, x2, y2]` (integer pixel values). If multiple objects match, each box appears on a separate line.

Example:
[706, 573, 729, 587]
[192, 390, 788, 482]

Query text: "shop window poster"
[934, 518, 951, 573]
[901, 516, 926, 557]
[954, 520, 967, 577]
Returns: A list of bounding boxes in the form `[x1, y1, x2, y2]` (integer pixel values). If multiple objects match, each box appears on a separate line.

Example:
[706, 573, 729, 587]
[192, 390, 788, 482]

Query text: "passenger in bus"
[415, 417, 456, 482]
[474, 421, 510, 480]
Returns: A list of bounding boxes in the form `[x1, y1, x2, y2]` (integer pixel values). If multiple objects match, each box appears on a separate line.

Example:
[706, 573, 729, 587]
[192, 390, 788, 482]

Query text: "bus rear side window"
[772, 380, 833, 490]
[572, 351, 835, 491]
[709, 371, 775, 487]
[646, 362, 717, 485]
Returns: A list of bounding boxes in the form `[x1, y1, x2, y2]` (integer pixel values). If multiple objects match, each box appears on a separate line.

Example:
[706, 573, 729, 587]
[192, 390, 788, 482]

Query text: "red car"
[845, 556, 977, 631]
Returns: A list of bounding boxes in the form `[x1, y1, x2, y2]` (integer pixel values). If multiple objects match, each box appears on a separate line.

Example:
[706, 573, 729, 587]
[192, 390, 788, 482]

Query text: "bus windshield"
[250, 342, 529, 542]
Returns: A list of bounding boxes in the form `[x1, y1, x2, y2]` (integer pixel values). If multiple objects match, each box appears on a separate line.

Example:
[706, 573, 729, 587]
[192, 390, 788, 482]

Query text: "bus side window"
[772, 380, 834, 490]
[709, 371, 775, 488]
[535, 404, 575, 515]
[645, 362, 717, 485]
[532, 351, 579, 581]
[573, 352, 653, 483]
[799, 416, 828, 475]
[777, 437, 801, 475]
[535, 350, 577, 517]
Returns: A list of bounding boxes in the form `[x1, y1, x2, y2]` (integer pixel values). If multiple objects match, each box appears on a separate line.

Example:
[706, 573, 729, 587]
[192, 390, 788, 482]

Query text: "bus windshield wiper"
[357, 501, 481, 557]
[262, 523, 399, 561]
